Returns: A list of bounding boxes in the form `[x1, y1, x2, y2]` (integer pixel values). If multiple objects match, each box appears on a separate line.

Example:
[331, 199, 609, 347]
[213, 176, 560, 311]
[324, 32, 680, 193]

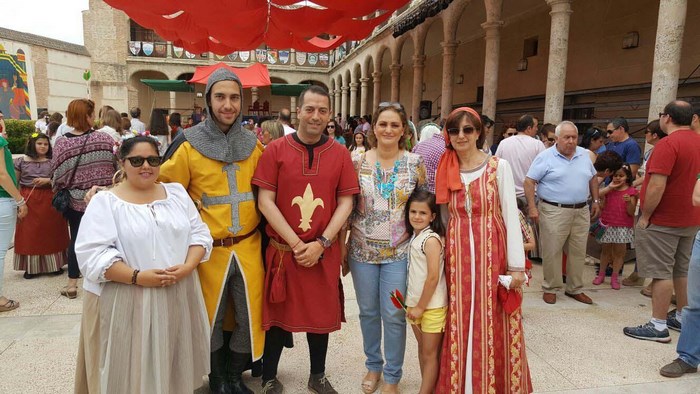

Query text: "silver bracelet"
[15, 198, 26, 207]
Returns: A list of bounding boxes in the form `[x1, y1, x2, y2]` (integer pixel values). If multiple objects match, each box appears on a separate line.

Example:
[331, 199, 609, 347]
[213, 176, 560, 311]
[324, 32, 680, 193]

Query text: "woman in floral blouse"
[344, 102, 427, 394]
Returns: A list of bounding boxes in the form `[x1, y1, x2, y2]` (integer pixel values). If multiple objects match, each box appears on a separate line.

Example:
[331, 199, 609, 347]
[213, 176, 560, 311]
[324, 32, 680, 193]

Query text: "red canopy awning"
[188, 62, 271, 88]
[104, 0, 410, 53]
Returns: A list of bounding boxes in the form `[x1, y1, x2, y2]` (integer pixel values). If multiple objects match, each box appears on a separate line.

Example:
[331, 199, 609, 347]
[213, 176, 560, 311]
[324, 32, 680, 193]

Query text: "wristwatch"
[316, 235, 332, 248]
[593, 199, 601, 204]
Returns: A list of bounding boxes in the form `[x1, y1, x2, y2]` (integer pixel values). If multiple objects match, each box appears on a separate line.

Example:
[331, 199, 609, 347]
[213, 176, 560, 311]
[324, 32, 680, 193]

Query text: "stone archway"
[364, 55, 376, 112]
[129, 70, 170, 125]
[379, 46, 392, 104]
[423, 18, 444, 120]
[351, 63, 362, 116]
[254, 77, 289, 117]
[398, 37, 415, 119]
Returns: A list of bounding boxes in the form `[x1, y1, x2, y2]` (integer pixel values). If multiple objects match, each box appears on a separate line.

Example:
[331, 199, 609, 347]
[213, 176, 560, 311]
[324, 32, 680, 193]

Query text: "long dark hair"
[616, 164, 634, 187]
[405, 189, 444, 236]
[25, 133, 52, 159]
[579, 127, 603, 149]
[349, 132, 369, 152]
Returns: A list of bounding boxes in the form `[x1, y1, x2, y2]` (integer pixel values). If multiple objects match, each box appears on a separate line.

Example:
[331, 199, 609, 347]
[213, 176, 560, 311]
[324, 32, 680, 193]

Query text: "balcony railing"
[127, 41, 332, 69]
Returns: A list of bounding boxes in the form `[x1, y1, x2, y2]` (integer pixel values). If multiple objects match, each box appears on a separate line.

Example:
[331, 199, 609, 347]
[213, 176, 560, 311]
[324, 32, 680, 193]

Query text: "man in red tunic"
[252, 85, 359, 394]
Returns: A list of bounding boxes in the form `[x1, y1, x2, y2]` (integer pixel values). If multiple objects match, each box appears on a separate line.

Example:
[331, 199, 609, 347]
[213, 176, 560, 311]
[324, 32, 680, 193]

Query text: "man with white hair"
[524, 121, 601, 305]
[411, 123, 444, 193]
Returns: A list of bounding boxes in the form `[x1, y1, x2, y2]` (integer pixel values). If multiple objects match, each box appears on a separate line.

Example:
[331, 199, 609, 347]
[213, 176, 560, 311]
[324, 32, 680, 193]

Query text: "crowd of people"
[0, 65, 698, 394]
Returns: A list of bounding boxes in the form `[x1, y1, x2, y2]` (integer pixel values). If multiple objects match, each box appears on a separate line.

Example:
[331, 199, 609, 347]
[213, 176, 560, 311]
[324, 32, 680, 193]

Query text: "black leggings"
[65, 208, 84, 279]
[262, 326, 328, 381]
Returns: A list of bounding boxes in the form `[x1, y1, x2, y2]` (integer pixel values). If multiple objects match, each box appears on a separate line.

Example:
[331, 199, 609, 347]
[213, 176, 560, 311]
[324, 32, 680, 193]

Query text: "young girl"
[349, 131, 369, 156]
[594, 164, 638, 289]
[404, 190, 446, 394]
[14, 134, 69, 278]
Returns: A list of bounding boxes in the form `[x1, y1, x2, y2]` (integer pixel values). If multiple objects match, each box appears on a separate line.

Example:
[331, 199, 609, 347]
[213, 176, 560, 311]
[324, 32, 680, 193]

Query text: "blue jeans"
[349, 257, 407, 385]
[0, 198, 17, 296]
[677, 230, 700, 368]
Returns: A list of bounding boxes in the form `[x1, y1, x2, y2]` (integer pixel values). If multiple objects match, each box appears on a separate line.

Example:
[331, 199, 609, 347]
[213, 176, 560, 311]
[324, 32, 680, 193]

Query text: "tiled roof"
[0, 27, 90, 56]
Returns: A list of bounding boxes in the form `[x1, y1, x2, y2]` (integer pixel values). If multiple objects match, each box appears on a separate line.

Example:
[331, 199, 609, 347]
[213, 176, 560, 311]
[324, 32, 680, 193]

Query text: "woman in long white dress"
[75, 135, 213, 394]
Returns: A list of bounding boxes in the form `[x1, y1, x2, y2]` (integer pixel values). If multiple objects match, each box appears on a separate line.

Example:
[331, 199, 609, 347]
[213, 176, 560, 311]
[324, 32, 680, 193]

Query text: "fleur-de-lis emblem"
[291, 183, 324, 231]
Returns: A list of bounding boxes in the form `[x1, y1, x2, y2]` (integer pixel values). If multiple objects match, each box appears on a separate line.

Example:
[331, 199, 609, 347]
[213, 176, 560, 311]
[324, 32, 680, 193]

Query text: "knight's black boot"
[209, 347, 232, 394]
[229, 352, 254, 394]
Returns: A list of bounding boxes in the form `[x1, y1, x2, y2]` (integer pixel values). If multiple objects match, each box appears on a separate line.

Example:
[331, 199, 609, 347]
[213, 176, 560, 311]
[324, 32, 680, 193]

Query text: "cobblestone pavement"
[0, 249, 699, 393]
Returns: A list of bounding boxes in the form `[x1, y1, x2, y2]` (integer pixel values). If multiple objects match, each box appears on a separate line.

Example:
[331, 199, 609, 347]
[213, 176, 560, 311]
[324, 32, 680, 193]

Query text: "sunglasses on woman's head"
[447, 126, 477, 136]
[378, 102, 403, 110]
[125, 156, 162, 167]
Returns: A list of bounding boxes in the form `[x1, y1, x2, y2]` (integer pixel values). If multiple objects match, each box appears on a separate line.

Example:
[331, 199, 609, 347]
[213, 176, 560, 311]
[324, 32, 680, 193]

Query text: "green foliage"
[4, 120, 35, 154]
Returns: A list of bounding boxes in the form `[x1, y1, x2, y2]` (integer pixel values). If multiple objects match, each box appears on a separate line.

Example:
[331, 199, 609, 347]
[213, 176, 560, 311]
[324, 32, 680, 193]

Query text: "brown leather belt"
[541, 199, 587, 209]
[213, 229, 257, 247]
[268, 236, 338, 253]
[269, 238, 293, 252]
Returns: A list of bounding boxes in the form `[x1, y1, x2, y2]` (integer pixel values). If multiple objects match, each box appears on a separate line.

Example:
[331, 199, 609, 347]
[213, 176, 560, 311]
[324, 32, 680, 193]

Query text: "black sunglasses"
[659, 112, 668, 118]
[378, 102, 404, 110]
[506, 132, 516, 136]
[326, 125, 336, 129]
[547, 137, 555, 142]
[125, 156, 162, 167]
[447, 126, 477, 136]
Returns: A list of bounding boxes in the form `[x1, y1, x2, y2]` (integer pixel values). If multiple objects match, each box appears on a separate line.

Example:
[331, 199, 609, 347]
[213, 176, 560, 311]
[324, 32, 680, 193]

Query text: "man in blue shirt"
[524, 121, 600, 305]
[606, 117, 642, 178]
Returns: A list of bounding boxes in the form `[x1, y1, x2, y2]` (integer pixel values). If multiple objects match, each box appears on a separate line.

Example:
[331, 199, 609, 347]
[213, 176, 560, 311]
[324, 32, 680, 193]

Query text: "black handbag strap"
[65, 131, 92, 188]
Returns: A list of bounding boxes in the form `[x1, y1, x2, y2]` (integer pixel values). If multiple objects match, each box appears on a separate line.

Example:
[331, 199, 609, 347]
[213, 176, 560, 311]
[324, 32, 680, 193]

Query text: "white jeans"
[0, 198, 17, 296]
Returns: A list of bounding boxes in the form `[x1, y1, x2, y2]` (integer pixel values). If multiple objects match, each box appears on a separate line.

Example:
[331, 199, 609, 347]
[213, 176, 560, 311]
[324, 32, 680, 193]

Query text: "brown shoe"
[622, 272, 646, 287]
[543, 293, 556, 304]
[565, 292, 593, 304]
[641, 286, 652, 298]
[660, 358, 697, 378]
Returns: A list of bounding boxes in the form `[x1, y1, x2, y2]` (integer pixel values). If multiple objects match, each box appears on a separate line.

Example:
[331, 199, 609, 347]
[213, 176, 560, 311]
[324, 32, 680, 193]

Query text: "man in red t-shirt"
[252, 85, 359, 394]
[624, 100, 700, 343]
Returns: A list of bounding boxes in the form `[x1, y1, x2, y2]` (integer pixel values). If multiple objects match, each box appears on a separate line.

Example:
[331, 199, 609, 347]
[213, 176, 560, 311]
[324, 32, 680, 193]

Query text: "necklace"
[375, 159, 400, 199]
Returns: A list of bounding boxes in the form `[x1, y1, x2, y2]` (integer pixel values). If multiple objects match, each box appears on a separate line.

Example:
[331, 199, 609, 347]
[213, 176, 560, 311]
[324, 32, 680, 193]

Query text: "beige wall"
[46, 49, 91, 113]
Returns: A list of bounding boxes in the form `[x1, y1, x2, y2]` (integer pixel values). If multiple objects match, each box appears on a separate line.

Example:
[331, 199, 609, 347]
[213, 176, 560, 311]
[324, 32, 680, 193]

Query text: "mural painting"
[0, 45, 30, 119]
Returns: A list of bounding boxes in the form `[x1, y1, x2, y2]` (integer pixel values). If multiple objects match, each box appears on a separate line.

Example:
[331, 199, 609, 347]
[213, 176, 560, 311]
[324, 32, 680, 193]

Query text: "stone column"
[341, 86, 349, 122]
[440, 41, 459, 121]
[481, 21, 503, 121]
[543, 0, 573, 124]
[290, 96, 297, 126]
[359, 77, 370, 116]
[251, 86, 259, 104]
[372, 71, 382, 109]
[390, 64, 402, 102]
[169, 91, 177, 112]
[334, 89, 341, 117]
[648, 0, 687, 122]
[411, 55, 426, 124]
[349, 82, 359, 117]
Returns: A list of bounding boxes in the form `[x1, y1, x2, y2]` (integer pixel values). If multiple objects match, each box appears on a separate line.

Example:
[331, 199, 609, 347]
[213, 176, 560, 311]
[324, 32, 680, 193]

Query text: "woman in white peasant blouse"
[74, 136, 213, 394]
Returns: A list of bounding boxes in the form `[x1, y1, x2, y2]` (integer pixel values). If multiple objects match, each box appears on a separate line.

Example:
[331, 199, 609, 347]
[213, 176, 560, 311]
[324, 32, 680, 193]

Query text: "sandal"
[380, 383, 399, 394]
[60, 285, 78, 299]
[0, 299, 19, 312]
[361, 371, 381, 394]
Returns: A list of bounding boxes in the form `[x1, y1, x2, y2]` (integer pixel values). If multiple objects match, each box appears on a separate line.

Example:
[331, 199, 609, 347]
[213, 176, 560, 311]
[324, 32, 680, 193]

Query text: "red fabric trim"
[188, 63, 271, 87]
[104, 0, 410, 52]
